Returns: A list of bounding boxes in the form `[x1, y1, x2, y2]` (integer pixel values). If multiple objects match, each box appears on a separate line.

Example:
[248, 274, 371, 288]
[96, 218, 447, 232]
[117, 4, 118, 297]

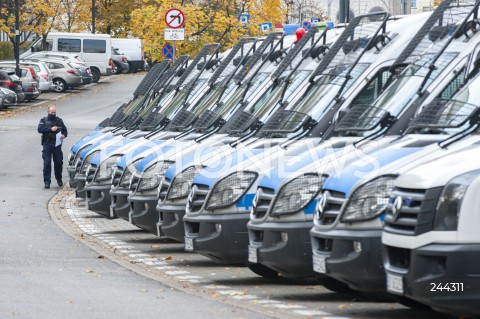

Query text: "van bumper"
[311, 228, 384, 292]
[248, 221, 317, 278]
[183, 213, 249, 264]
[384, 243, 480, 316]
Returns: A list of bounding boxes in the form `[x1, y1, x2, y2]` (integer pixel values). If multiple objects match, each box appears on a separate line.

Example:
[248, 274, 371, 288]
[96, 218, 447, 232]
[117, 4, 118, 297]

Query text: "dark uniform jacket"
[38, 116, 68, 145]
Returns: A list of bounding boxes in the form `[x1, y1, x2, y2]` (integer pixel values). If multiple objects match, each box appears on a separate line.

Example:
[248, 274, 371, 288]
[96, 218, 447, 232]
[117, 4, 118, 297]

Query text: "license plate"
[386, 273, 404, 294]
[184, 237, 194, 251]
[248, 246, 258, 263]
[313, 254, 326, 273]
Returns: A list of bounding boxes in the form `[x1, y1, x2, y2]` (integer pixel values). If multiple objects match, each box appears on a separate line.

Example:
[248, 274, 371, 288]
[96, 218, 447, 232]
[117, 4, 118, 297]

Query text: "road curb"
[47, 187, 290, 319]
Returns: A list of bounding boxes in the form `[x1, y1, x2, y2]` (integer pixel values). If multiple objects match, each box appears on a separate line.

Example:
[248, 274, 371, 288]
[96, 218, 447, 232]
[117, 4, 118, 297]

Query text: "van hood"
[395, 145, 480, 189]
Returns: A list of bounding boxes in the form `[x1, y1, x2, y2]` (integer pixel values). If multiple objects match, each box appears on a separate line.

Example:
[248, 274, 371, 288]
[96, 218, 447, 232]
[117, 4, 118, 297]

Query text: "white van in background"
[21, 32, 112, 82]
[111, 38, 144, 72]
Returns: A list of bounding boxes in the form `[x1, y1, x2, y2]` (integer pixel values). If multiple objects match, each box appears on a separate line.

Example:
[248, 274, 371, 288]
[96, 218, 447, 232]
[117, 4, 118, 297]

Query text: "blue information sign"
[302, 20, 312, 30]
[260, 22, 273, 33]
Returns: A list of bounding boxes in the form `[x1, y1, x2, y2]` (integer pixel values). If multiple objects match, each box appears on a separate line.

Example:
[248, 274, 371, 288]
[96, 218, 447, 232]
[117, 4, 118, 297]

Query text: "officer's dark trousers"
[42, 141, 63, 183]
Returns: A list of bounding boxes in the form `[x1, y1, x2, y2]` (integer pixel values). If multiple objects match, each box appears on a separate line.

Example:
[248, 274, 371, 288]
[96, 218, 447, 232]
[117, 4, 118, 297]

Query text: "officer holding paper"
[38, 106, 68, 188]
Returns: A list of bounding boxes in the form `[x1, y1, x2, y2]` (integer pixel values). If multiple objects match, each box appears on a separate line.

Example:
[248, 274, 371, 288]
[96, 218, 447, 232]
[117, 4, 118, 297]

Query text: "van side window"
[58, 38, 81, 52]
[32, 39, 53, 52]
[83, 40, 106, 53]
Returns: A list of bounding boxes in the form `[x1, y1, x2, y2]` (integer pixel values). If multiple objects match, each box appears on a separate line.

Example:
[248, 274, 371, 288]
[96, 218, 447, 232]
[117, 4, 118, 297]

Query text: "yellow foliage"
[131, 0, 286, 61]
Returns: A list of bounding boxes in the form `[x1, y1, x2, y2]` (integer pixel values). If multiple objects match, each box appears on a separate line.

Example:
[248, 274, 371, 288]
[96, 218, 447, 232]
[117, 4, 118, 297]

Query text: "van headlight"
[137, 161, 174, 192]
[80, 151, 99, 174]
[341, 175, 396, 223]
[167, 166, 199, 200]
[95, 155, 122, 182]
[434, 170, 480, 231]
[69, 144, 91, 166]
[206, 171, 257, 210]
[271, 174, 326, 216]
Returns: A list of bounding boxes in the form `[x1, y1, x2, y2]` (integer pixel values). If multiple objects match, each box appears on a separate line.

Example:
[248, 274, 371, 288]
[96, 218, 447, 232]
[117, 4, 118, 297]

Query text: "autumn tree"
[130, 0, 281, 62]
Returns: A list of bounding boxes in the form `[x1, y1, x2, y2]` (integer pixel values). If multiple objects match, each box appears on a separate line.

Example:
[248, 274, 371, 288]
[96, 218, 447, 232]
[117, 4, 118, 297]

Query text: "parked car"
[25, 53, 92, 84]
[26, 51, 87, 67]
[9, 60, 54, 92]
[0, 70, 24, 102]
[0, 87, 17, 107]
[0, 65, 41, 101]
[41, 59, 83, 92]
[70, 62, 93, 85]
[111, 47, 129, 74]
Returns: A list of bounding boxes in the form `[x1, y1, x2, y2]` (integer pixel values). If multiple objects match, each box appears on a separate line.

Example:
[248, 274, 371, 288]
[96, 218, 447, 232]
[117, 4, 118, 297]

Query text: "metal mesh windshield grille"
[166, 109, 197, 131]
[178, 44, 220, 90]
[122, 112, 141, 129]
[209, 38, 256, 86]
[152, 55, 189, 93]
[139, 112, 167, 131]
[409, 99, 479, 129]
[234, 33, 284, 83]
[260, 110, 311, 134]
[108, 110, 127, 126]
[134, 60, 170, 97]
[272, 27, 327, 81]
[271, 26, 322, 81]
[335, 104, 390, 132]
[392, 0, 475, 68]
[310, 12, 388, 80]
[224, 111, 258, 134]
[193, 110, 221, 131]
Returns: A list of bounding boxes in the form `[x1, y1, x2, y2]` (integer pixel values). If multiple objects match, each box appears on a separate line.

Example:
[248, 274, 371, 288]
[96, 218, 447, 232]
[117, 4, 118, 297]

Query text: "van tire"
[319, 277, 355, 294]
[247, 263, 279, 279]
[91, 68, 101, 83]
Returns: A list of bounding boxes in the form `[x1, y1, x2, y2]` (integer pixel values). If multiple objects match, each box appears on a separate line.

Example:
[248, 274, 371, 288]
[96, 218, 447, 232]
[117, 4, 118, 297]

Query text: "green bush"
[0, 42, 13, 60]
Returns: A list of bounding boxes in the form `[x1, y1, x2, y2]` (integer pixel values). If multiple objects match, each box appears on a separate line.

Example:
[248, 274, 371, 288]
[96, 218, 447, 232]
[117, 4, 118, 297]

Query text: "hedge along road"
[0, 74, 272, 319]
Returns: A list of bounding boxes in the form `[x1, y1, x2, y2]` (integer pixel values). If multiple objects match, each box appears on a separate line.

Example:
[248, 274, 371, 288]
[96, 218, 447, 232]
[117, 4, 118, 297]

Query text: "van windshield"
[335, 52, 458, 134]
[290, 63, 369, 120]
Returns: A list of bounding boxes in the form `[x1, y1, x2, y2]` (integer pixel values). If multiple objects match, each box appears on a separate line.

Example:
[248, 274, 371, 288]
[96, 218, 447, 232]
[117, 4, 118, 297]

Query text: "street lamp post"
[14, 0, 20, 77]
[92, 0, 96, 34]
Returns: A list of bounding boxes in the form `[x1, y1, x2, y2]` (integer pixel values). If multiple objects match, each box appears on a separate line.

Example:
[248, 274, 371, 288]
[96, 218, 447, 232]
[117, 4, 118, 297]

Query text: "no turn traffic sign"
[165, 8, 185, 29]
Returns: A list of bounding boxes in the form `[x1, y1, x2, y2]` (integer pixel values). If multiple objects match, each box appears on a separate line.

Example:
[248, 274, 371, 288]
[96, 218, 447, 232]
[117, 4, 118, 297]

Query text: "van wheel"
[319, 277, 355, 294]
[112, 62, 121, 75]
[395, 296, 431, 310]
[52, 79, 67, 92]
[122, 62, 131, 74]
[247, 263, 279, 279]
[91, 68, 101, 83]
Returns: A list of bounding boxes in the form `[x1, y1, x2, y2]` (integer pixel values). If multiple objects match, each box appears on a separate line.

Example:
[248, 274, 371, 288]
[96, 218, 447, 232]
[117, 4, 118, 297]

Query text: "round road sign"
[165, 8, 185, 29]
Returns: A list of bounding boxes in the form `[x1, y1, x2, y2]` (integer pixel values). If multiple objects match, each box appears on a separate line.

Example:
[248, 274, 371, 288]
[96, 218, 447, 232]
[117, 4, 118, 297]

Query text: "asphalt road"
[0, 75, 272, 319]
[0, 75, 451, 319]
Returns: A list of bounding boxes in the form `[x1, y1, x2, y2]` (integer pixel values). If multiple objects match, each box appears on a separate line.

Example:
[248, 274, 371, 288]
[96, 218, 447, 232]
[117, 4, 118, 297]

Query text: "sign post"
[164, 8, 186, 62]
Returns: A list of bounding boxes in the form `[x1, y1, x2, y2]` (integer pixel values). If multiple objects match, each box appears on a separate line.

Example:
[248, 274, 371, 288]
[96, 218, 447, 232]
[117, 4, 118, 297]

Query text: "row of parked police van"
[66, 1, 480, 316]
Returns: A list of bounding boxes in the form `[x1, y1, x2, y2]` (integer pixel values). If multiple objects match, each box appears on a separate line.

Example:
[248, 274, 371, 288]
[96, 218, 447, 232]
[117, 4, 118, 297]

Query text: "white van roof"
[47, 32, 111, 39]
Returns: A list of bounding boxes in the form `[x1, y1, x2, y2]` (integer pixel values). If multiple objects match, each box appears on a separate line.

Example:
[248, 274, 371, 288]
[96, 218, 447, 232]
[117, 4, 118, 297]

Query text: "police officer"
[38, 106, 68, 188]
